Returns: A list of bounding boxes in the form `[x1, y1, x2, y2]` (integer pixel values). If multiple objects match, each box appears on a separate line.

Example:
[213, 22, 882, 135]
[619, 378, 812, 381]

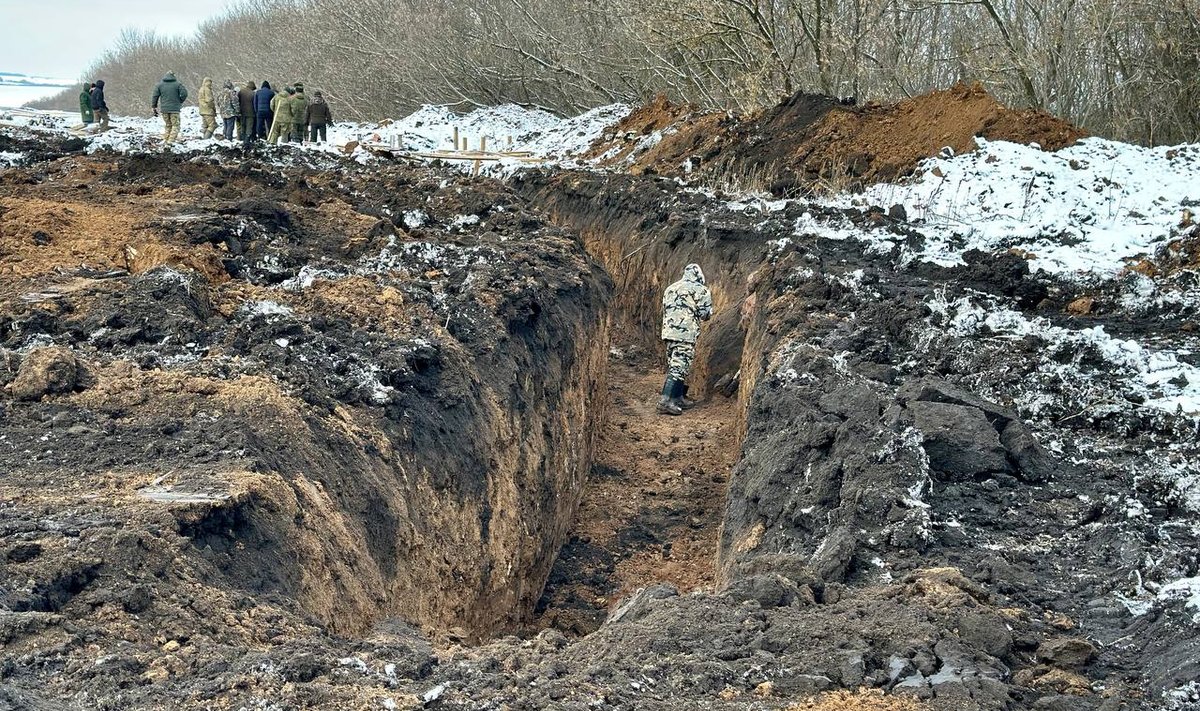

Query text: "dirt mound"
[0, 142, 610, 668]
[590, 83, 1085, 195]
[785, 82, 1084, 189]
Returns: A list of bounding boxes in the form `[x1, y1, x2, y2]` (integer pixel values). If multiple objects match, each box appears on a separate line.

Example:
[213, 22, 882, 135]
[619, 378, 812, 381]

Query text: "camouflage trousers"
[200, 113, 217, 139]
[664, 340, 695, 382]
[162, 112, 181, 143]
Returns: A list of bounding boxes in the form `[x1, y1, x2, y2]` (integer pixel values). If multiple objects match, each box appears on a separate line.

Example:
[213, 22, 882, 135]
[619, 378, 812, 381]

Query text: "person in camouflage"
[198, 77, 217, 139]
[658, 263, 712, 415]
[220, 80, 240, 140]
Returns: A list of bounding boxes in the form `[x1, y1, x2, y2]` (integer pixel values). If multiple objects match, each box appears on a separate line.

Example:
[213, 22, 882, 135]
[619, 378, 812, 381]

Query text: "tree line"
[33, 0, 1200, 145]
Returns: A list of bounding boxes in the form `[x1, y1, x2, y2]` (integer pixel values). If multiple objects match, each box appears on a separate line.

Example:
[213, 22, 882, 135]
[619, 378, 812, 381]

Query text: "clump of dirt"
[590, 83, 1085, 195]
[786, 689, 931, 710]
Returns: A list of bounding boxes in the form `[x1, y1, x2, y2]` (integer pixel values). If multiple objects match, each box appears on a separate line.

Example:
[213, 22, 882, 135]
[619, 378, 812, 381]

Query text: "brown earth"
[786, 690, 932, 710]
[532, 346, 738, 635]
[588, 82, 1085, 194]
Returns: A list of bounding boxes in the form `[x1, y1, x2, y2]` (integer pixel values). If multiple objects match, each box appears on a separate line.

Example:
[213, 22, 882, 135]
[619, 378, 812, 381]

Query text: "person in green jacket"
[197, 77, 216, 139]
[267, 87, 295, 144]
[289, 83, 308, 143]
[79, 84, 94, 126]
[151, 72, 189, 144]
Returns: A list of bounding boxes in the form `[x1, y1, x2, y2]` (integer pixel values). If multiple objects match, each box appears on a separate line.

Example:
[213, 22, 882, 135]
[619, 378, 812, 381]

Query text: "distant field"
[0, 84, 72, 109]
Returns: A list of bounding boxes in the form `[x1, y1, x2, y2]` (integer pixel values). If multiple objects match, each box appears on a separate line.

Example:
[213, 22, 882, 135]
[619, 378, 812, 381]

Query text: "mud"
[1, 111, 1197, 711]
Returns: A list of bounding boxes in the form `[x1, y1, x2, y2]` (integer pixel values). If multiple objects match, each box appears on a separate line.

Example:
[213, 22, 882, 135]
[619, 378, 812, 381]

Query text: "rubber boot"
[657, 377, 682, 416]
[677, 382, 696, 410]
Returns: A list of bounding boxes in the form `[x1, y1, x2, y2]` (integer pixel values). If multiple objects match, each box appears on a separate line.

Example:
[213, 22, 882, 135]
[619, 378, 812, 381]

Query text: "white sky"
[0, 0, 232, 79]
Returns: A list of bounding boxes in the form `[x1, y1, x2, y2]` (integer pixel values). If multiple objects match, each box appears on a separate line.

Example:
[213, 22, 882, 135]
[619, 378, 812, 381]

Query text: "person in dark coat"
[306, 91, 332, 143]
[237, 81, 256, 141]
[89, 80, 109, 132]
[79, 84, 94, 126]
[150, 71, 189, 144]
[253, 81, 275, 140]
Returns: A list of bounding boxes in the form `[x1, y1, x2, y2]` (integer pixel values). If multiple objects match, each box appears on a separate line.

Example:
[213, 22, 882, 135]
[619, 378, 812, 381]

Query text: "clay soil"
[531, 345, 738, 635]
[588, 82, 1085, 194]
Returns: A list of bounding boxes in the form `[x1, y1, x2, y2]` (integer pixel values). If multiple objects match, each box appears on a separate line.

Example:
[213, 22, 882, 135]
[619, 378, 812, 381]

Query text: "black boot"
[657, 377, 682, 416]
[677, 382, 696, 409]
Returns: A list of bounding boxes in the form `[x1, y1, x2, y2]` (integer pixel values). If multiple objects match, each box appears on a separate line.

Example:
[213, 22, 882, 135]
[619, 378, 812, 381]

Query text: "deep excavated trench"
[517, 171, 764, 634]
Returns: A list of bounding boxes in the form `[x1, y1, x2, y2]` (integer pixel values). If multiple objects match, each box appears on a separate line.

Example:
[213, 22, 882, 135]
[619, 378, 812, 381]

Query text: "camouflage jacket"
[661, 264, 712, 343]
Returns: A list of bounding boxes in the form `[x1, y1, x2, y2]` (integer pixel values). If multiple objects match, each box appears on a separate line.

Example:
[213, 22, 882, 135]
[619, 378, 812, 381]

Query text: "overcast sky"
[0, 0, 232, 79]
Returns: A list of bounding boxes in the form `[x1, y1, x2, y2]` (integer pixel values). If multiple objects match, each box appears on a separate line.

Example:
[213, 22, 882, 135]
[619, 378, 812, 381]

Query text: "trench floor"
[530, 345, 738, 636]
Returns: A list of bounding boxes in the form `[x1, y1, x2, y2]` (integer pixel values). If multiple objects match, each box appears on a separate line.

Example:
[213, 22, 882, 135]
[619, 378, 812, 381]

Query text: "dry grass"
[786, 689, 932, 711]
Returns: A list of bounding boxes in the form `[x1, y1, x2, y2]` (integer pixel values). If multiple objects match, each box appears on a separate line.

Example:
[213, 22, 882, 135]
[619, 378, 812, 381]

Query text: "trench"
[514, 172, 764, 635]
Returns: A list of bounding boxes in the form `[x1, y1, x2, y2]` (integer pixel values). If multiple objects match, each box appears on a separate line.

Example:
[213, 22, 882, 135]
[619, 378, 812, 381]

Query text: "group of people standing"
[78, 75, 334, 146]
[206, 78, 334, 146]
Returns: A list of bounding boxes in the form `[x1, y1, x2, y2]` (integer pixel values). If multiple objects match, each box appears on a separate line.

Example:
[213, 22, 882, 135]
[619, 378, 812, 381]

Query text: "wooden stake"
[452, 126, 459, 148]
[480, 136, 487, 152]
[461, 136, 468, 151]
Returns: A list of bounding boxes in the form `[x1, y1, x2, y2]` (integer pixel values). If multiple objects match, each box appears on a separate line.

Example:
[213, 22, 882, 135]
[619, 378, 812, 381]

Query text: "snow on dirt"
[926, 294, 1200, 416]
[780, 137, 1200, 279]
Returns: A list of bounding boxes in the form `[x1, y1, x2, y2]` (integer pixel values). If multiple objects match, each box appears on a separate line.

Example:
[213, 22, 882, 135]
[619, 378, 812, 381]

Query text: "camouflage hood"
[683, 263, 706, 285]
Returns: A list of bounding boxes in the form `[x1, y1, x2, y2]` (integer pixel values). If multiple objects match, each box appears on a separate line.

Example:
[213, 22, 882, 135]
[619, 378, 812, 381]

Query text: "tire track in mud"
[530, 344, 738, 636]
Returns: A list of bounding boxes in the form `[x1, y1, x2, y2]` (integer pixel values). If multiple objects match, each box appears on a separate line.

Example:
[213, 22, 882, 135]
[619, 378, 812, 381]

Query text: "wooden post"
[480, 136, 487, 152]
[507, 135, 513, 149]
[461, 136, 468, 151]
[452, 126, 459, 150]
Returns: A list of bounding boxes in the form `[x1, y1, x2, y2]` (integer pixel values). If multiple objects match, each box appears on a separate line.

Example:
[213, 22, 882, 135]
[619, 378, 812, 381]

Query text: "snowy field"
[0, 76, 74, 108]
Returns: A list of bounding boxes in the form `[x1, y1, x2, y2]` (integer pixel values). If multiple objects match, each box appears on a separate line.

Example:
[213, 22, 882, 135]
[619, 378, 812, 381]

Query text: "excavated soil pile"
[589, 83, 1085, 195]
